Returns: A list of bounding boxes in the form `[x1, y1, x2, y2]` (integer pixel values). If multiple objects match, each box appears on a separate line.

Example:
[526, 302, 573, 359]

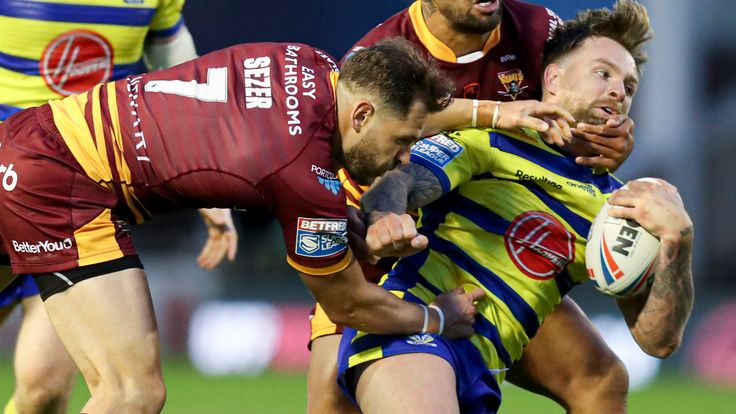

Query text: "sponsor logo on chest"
[497, 69, 528, 100]
[41, 30, 113, 96]
[504, 211, 575, 280]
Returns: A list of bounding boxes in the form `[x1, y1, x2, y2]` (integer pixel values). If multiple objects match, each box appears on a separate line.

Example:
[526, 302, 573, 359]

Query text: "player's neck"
[424, 15, 492, 56]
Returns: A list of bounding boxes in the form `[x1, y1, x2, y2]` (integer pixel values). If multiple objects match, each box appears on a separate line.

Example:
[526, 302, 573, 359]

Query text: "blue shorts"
[337, 328, 502, 414]
[0, 274, 40, 308]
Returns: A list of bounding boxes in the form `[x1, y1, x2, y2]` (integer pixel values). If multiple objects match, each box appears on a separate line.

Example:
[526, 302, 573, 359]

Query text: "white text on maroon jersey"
[298, 218, 347, 232]
[283, 45, 318, 136]
[127, 74, 150, 163]
[243, 56, 273, 109]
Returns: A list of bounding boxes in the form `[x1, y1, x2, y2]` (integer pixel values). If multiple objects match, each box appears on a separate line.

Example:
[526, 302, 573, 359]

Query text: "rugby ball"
[585, 179, 660, 298]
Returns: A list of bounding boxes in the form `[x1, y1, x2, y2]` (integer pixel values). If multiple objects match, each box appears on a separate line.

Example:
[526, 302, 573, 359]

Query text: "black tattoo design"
[361, 163, 443, 225]
[629, 227, 694, 355]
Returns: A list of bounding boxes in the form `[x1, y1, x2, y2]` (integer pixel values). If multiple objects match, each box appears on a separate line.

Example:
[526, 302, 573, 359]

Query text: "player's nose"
[608, 81, 626, 102]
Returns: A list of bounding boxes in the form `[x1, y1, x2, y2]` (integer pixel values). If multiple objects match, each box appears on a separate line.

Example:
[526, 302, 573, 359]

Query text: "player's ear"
[544, 63, 562, 96]
[351, 101, 374, 132]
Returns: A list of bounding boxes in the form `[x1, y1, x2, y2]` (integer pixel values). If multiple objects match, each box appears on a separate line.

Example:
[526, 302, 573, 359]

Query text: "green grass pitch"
[1, 358, 735, 413]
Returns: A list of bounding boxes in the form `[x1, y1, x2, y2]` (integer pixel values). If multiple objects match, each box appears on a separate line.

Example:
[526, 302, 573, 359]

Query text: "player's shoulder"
[487, 128, 566, 158]
[502, 0, 563, 42]
[343, 6, 413, 61]
[198, 42, 339, 71]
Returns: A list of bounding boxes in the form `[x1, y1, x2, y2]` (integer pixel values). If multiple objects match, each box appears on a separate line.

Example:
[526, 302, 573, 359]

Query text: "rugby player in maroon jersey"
[307, 1, 634, 413]
[0, 38, 563, 413]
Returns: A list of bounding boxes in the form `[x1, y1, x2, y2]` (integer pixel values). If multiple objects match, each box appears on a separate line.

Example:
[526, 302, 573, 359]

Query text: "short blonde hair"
[542, 0, 654, 75]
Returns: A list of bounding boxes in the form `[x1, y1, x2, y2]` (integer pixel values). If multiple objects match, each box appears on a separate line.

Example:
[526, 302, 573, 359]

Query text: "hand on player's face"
[366, 212, 428, 258]
[607, 179, 693, 244]
[431, 286, 486, 339]
[572, 115, 635, 171]
[485, 99, 575, 138]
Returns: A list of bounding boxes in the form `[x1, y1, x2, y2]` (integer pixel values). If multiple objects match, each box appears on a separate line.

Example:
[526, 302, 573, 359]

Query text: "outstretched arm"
[610, 179, 694, 358]
[300, 260, 484, 338]
[424, 98, 574, 141]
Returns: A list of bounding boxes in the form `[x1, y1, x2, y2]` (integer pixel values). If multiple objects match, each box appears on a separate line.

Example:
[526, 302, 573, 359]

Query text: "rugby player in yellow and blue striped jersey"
[0, 0, 188, 120]
[337, 2, 694, 413]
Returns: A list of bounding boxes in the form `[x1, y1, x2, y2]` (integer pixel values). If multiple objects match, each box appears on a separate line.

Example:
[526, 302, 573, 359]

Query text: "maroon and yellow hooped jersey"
[0, 43, 352, 275]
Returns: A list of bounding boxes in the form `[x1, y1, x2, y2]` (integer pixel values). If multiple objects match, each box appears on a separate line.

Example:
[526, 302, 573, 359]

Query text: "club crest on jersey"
[311, 165, 342, 195]
[406, 334, 437, 347]
[463, 82, 480, 99]
[41, 30, 114, 96]
[411, 134, 464, 168]
[295, 218, 348, 258]
[497, 69, 528, 100]
[504, 211, 575, 280]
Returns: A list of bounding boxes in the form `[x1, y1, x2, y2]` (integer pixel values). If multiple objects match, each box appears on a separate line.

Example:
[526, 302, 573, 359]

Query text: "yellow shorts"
[310, 302, 344, 343]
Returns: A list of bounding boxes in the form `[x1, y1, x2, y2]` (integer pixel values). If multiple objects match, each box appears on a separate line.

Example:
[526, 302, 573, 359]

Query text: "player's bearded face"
[343, 132, 398, 185]
[342, 102, 427, 185]
[434, 0, 503, 35]
[555, 38, 636, 126]
[551, 38, 638, 157]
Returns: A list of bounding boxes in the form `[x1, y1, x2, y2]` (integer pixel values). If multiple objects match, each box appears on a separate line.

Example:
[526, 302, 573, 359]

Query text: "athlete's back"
[46, 42, 341, 215]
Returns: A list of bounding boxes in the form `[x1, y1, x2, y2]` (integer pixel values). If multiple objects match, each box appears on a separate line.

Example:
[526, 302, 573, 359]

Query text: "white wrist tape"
[491, 101, 501, 129]
[420, 304, 429, 334]
[429, 305, 445, 335]
[471, 99, 479, 128]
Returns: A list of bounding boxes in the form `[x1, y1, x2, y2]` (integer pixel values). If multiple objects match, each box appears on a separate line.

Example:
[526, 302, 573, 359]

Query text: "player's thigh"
[15, 293, 77, 387]
[43, 267, 161, 381]
[355, 353, 459, 414]
[307, 334, 360, 414]
[508, 296, 617, 397]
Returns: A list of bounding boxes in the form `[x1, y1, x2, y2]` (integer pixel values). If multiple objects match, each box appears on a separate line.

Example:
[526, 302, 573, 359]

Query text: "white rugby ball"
[585, 178, 660, 298]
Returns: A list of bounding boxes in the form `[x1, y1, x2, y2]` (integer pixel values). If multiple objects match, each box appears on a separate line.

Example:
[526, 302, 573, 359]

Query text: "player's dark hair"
[340, 37, 453, 116]
[542, 0, 653, 75]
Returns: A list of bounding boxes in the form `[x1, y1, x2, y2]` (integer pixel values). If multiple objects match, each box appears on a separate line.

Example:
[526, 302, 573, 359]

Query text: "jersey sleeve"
[409, 130, 496, 195]
[269, 163, 353, 277]
[148, 0, 185, 39]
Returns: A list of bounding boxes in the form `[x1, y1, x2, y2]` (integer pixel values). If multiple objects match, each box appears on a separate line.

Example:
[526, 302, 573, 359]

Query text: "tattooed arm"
[361, 162, 443, 258]
[608, 179, 694, 358]
[362, 163, 444, 222]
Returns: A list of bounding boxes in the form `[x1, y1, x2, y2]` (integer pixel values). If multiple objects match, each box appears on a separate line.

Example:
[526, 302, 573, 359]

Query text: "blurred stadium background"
[2, 0, 736, 412]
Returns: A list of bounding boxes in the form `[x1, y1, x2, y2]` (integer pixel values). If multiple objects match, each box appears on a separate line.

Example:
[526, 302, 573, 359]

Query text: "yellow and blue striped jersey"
[382, 128, 622, 377]
[0, 0, 184, 120]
